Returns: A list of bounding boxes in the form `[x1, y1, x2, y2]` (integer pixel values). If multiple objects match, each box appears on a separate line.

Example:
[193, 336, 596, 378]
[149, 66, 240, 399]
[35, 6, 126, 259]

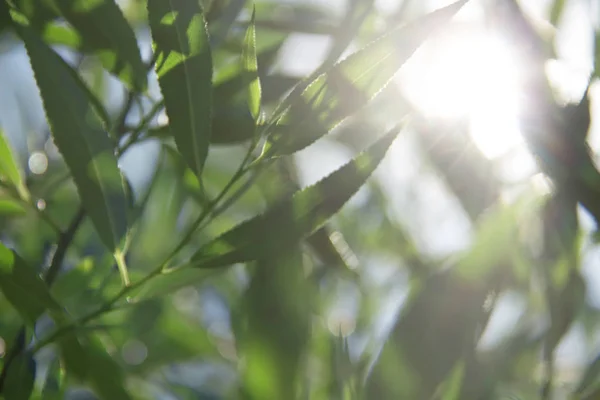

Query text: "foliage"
[0, 0, 598, 399]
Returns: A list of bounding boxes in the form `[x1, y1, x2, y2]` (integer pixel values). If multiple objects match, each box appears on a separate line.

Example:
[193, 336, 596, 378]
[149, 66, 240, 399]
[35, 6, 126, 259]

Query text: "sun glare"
[398, 26, 525, 159]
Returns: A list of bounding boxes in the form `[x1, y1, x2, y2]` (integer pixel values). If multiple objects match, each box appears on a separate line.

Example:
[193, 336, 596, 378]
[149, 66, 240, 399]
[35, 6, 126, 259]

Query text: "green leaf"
[2, 350, 36, 400]
[58, 333, 132, 400]
[0, 199, 27, 217]
[19, 26, 129, 251]
[456, 193, 543, 282]
[549, 0, 566, 26]
[191, 125, 402, 268]
[267, 0, 467, 155]
[148, 0, 213, 178]
[0, 128, 27, 199]
[0, 1, 11, 38]
[15, 0, 146, 91]
[40, 356, 65, 400]
[242, 7, 261, 120]
[122, 300, 218, 373]
[595, 30, 600, 79]
[53, 0, 146, 91]
[11, 0, 57, 28]
[0, 243, 61, 326]
[241, 248, 310, 399]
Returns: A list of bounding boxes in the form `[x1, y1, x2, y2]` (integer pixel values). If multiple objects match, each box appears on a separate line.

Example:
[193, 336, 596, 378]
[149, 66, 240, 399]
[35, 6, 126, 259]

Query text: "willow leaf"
[58, 333, 132, 400]
[268, 0, 467, 155]
[0, 243, 61, 326]
[148, 0, 213, 178]
[191, 125, 401, 268]
[20, 26, 129, 251]
[13, 0, 146, 91]
[54, 0, 146, 91]
[0, 128, 27, 199]
[242, 7, 261, 120]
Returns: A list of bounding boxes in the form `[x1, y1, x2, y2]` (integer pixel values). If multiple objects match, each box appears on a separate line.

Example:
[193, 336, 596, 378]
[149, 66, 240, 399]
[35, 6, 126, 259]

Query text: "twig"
[43, 206, 86, 286]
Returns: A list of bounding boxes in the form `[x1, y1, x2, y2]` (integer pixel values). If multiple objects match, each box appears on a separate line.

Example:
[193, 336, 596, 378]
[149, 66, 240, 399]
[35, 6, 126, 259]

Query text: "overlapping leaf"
[19, 26, 129, 251]
[58, 333, 132, 400]
[267, 0, 468, 155]
[1, 350, 36, 400]
[13, 0, 146, 91]
[191, 125, 401, 268]
[148, 0, 213, 178]
[0, 243, 61, 326]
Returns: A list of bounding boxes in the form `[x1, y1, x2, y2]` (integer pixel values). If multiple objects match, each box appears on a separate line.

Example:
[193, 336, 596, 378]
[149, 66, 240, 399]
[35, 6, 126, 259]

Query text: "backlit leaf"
[191, 125, 401, 268]
[0, 199, 27, 217]
[267, 0, 467, 155]
[13, 0, 146, 91]
[549, 0, 566, 26]
[19, 26, 129, 251]
[242, 7, 261, 120]
[53, 0, 146, 91]
[148, 0, 213, 177]
[0, 128, 27, 199]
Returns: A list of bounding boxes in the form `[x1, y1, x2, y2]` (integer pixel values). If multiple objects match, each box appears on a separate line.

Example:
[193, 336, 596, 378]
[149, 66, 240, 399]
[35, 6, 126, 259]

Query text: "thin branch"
[43, 206, 86, 286]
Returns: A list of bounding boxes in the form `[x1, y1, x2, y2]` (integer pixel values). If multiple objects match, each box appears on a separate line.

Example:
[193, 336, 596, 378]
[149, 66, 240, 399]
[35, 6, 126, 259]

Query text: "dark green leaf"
[58, 333, 132, 400]
[191, 125, 401, 268]
[11, 0, 56, 28]
[2, 350, 36, 400]
[0, 243, 61, 326]
[0, 1, 11, 37]
[19, 26, 129, 251]
[148, 0, 213, 177]
[242, 7, 260, 120]
[40, 356, 65, 400]
[268, 0, 468, 155]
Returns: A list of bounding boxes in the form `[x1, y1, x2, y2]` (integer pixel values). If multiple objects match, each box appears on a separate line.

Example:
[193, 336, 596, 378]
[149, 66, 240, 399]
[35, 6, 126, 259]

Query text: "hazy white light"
[121, 339, 148, 365]
[399, 26, 525, 159]
[28, 151, 48, 175]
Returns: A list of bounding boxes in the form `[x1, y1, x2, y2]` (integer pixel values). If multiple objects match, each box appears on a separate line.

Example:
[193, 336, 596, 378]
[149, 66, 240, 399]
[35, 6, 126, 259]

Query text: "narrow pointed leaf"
[549, 0, 566, 26]
[19, 26, 129, 251]
[0, 199, 27, 217]
[0, 128, 27, 198]
[242, 8, 261, 120]
[0, 243, 61, 326]
[2, 350, 36, 400]
[595, 30, 600, 79]
[13, 0, 146, 91]
[191, 125, 401, 268]
[268, 0, 467, 155]
[58, 333, 132, 400]
[242, 248, 310, 398]
[148, 0, 213, 178]
[40, 357, 65, 399]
